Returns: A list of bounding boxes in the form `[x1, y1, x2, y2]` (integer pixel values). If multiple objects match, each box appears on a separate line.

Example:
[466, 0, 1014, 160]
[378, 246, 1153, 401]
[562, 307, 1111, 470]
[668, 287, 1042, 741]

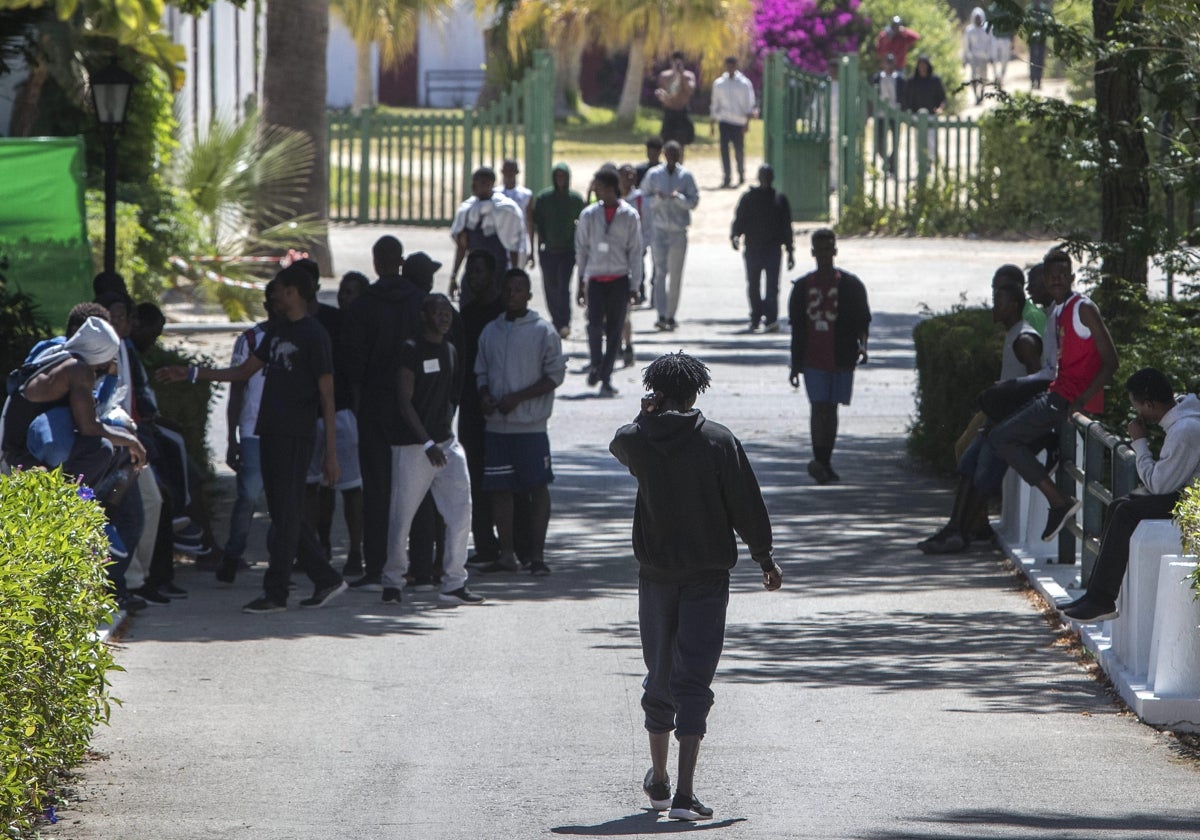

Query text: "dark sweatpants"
[260, 433, 341, 605]
[357, 409, 392, 579]
[540, 249, 575, 333]
[639, 574, 729, 738]
[587, 278, 628, 386]
[744, 247, 781, 327]
[1087, 492, 1181, 603]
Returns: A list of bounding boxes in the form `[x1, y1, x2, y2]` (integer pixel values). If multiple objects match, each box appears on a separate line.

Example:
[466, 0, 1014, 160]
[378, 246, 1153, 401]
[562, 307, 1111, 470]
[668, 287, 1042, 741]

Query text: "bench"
[424, 69, 486, 108]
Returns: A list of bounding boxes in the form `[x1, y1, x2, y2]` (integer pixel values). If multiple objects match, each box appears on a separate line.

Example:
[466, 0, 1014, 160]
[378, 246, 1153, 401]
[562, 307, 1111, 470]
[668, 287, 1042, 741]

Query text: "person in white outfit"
[709, 56, 756, 188]
[963, 7, 995, 105]
[383, 294, 484, 607]
[642, 141, 700, 331]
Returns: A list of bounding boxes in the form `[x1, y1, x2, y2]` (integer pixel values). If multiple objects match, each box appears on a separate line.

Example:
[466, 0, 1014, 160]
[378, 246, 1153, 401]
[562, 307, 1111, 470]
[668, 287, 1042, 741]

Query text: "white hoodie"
[1131, 393, 1200, 495]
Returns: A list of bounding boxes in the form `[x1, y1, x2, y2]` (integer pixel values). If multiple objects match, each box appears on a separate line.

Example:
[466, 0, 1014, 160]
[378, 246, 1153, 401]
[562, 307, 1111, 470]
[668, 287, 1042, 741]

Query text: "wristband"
[423, 440, 436, 451]
[188, 365, 198, 384]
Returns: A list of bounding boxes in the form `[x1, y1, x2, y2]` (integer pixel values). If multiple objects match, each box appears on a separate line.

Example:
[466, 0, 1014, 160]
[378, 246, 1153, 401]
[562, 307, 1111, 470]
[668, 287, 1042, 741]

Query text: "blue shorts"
[803, 368, 854, 405]
[483, 431, 554, 492]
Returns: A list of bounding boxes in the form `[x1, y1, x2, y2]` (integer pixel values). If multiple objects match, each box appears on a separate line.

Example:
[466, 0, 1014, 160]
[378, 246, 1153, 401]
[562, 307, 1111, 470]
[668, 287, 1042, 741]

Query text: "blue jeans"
[744, 247, 781, 326]
[224, 436, 263, 562]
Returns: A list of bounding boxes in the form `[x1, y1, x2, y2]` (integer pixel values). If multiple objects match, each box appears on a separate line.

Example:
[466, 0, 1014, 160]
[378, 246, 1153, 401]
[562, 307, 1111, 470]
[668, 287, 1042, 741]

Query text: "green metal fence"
[763, 51, 832, 222]
[329, 50, 554, 226]
[838, 54, 981, 221]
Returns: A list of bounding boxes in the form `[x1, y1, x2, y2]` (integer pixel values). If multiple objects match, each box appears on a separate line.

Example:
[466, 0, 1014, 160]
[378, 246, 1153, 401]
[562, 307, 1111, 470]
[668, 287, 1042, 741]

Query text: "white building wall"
[327, 16, 377, 109]
[418, 0, 488, 107]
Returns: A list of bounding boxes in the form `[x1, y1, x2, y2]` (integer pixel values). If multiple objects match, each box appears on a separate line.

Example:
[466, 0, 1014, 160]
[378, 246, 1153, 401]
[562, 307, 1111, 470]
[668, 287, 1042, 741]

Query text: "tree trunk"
[1093, 0, 1149, 294]
[9, 59, 48, 137]
[555, 33, 586, 117]
[262, 0, 333, 275]
[352, 38, 373, 114]
[616, 36, 648, 125]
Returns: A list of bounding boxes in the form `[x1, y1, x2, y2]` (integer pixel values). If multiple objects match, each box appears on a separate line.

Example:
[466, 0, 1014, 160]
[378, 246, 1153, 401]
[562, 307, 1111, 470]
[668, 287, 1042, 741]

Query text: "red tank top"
[1049, 293, 1104, 413]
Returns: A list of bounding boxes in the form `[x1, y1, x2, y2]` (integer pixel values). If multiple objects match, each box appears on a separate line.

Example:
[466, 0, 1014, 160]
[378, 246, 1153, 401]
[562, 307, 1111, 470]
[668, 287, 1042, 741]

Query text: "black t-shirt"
[314, 302, 352, 412]
[396, 337, 458, 445]
[253, 314, 333, 438]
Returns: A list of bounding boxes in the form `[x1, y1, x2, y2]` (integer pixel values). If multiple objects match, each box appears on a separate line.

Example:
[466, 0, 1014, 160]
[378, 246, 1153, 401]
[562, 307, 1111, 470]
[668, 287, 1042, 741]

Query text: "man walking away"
[709, 56, 756, 188]
[788, 229, 871, 484]
[530, 163, 585, 338]
[575, 168, 642, 397]
[731, 164, 794, 333]
[643, 141, 699, 331]
[610, 351, 782, 822]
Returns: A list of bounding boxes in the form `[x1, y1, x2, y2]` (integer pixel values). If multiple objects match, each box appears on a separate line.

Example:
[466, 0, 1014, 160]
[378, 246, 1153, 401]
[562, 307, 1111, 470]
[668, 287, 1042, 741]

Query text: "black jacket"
[610, 409, 773, 583]
[341, 273, 425, 424]
[731, 186, 794, 253]
[903, 66, 945, 113]
[788, 268, 871, 373]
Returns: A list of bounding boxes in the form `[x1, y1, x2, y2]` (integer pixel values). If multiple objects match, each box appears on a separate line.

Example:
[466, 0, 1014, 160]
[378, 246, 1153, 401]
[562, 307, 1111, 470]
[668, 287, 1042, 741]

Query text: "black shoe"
[215, 556, 238, 584]
[132, 586, 171, 606]
[762, 321, 780, 333]
[622, 344, 635, 368]
[643, 769, 671, 811]
[529, 562, 551, 576]
[654, 318, 670, 331]
[300, 580, 348, 608]
[465, 552, 498, 569]
[348, 574, 383, 592]
[666, 318, 677, 331]
[1063, 596, 1119, 623]
[668, 792, 713, 821]
[119, 593, 147, 613]
[381, 587, 403, 605]
[342, 555, 364, 578]
[599, 382, 618, 398]
[749, 321, 761, 333]
[720, 179, 731, 189]
[918, 531, 968, 555]
[825, 464, 841, 482]
[1056, 594, 1088, 612]
[807, 459, 832, 485]
[587, 368, 600, 386]
[158, 582, 188, 599]
[242, 595, 286, 614]
[1041, 498, 1081, 541]
[480, 553, 520, 574]
[438, 586, 486, 606]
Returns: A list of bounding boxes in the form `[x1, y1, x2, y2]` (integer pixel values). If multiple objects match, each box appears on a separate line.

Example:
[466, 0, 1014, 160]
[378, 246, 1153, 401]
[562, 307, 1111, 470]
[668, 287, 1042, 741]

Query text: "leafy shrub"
[1173, 478, 1200, 601]
[0, 278, 53, 379]
[973, 94, 1100, 236]
[908, 304, 1004, 473]
[0, 469, 118, 836]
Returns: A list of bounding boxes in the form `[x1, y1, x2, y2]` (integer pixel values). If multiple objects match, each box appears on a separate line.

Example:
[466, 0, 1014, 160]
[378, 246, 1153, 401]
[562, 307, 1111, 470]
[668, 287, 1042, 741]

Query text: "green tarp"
[0, 137, 93, 328]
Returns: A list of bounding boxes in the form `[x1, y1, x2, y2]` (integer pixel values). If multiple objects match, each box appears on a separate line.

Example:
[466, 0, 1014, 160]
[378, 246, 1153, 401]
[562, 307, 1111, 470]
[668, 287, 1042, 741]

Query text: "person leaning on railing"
[1057, 369, 1200, 623]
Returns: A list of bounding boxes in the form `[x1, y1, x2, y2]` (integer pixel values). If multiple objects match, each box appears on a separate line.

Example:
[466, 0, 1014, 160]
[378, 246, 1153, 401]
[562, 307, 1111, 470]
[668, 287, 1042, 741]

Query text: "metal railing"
[1056, 412, 1139, 583]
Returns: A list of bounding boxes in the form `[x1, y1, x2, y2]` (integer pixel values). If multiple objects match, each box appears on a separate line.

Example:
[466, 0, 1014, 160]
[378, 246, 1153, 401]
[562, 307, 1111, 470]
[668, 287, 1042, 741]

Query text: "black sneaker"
[342, 555, 364, 578]
[1041, 497, 1081, 541]
[479, 553, 520, 574]
[622, 344, 635, 368]
[348, 574, 383, 592]
[119, 593, 147, 613]
[599, 382, 618, 398]
[465, 552, 497, 569]
[300, 580, 348, 608]
[668, 792, 713, 821]
[807, 459, 832, 485]
[132, 586, 171, 606]
[1056, 594, 1088, 612]
[243, 595, 286, 614]
[381, 587, 403, 605]
[1064, 596, 1119, 623]
[215, 557, 238, 584]
[643, 769, 671, 811]
[529, 562, 551, 576]
[666, 318, 678, 331]
[159, 582, 188, 599]
[438, 587, 486, 606]
[918, 531, 968, 555]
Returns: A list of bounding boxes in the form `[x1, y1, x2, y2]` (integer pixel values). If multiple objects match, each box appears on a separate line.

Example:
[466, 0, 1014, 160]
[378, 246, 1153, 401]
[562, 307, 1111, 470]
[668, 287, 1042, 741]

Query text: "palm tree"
[332, 0, 455, 113]
[496, 0, 592, 115]
[262, 0, 332, 274]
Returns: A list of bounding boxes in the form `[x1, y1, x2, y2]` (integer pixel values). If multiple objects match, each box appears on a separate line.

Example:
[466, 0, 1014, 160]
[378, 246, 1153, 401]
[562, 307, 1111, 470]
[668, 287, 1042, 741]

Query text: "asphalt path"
[45, 222, 1199, 839]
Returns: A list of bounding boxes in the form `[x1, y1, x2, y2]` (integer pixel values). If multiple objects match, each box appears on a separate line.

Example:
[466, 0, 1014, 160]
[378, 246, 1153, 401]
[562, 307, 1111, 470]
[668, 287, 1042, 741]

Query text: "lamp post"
[90, 58, 136, 276]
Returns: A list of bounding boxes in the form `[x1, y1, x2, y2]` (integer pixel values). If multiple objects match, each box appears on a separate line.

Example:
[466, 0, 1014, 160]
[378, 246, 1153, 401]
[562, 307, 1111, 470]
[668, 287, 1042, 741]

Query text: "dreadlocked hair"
[643, 351, 711, 405]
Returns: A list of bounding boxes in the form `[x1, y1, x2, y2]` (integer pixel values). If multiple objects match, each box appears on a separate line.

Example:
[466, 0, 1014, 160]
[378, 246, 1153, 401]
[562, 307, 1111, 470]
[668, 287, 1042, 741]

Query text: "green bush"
[0, 280, 53, 379]
[973, 95, 1100, 236]
[1173, 478, 1200, 601]
[0, 469, 118, 836]
[908, 304, 1005, 473]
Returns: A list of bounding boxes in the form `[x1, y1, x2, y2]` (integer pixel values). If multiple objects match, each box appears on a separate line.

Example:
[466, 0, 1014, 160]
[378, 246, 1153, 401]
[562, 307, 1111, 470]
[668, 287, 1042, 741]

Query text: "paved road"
[47, 227, 1198, 839]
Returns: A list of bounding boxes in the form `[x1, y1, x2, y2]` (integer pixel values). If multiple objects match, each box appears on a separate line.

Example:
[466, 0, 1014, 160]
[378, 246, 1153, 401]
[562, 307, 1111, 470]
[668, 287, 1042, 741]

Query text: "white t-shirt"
[230, 323, 267, 439]
[502, 185, 533, 260]
[449, 192, 528, 259]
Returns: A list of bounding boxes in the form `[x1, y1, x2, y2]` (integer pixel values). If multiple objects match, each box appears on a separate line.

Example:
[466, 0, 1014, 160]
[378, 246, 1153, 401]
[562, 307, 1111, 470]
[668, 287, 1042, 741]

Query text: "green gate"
[763, 51, 832, 222]
[329, 50, 554, 226]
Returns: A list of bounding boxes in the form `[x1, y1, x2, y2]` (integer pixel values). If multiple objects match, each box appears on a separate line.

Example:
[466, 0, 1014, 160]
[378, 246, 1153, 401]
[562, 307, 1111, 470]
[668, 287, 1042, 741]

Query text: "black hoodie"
[610, 409, 774, 583]
[341, 273, 425, 427]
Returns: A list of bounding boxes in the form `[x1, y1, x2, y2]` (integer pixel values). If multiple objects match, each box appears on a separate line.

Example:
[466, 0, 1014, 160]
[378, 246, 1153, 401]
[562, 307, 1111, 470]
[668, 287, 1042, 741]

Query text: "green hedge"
[909, 306, 1005, 474]
[0, 469, 118, 836]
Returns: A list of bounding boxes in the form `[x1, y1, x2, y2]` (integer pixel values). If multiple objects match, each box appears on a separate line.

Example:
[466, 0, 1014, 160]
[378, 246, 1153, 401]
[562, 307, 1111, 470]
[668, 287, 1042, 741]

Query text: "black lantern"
[90, 58, 137, 275]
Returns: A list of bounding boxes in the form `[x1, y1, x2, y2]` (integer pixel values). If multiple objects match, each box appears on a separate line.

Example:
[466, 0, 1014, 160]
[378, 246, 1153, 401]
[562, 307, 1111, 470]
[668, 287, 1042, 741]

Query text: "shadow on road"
[551, 812, 747, 835]
[854, 808, 1200, 839]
